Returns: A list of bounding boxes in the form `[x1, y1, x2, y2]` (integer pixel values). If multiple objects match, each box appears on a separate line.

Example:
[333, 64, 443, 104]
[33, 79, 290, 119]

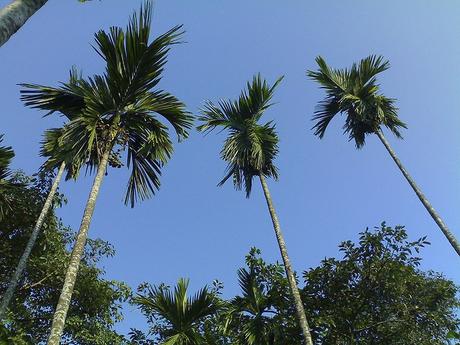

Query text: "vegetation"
[198, 74, 314, 344]
[20, 3, 193, 342]
[130, 225, 459, 344]
[307, 55, 460, 256]
[0, 1, 457, 344]
[0, 135, 14, 220]
[0, 173, 129, 344]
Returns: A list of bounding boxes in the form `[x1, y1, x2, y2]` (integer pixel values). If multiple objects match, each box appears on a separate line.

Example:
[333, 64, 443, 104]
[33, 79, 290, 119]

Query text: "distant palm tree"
[224, 268, 280, 345]
[308, 55, 460, 256]
[21, 3, 193, 343]
[0, 70, 87, 321]
[134, 278, 220, 345]
[198, 75, 314, 345]
[0, 134, 14, 220]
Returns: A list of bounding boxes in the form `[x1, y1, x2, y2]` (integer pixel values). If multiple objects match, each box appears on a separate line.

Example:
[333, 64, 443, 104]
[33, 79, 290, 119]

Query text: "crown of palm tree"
[197, 74, 283, 197]
[226, 268, 278, 345]
[20, 1, 193, 207]
[0, 135, 15, 219]
[134, 278, 219, 345]
[307, 55, 406, 148]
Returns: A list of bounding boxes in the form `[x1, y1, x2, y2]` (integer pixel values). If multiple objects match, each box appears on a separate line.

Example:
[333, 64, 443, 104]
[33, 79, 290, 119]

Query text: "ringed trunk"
[47, 147, 111, 344]
[258, 174, 314, 345]
[0, 0, 48, 47]
[376, 130, 460, 256]
[0, 161, 66, 320]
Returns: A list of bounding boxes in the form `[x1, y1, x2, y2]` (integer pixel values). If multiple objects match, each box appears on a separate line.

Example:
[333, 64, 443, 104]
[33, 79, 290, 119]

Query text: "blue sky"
[1, 0, 459, 336]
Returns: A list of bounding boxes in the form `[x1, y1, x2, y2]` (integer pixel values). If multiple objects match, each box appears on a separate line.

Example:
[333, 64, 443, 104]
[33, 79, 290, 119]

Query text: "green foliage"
[131, 226, 459, 345]
[308, 55, 407, 147]
[222, 248, 301, 345]
[302, 223, 459, 344]
[197, 74, 283, 196]
[0, 135, 15, 220]
[0, 173, 130, 344]
[20, 1, 193, 207]
[132, 278, 221, 345]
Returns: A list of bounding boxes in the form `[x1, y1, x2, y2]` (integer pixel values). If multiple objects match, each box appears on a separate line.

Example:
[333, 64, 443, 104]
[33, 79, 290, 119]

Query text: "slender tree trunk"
[0, 0, 48, 48]
[47, 147, 111, 344]
[0, 161, 66, 320]
[376, 130, 460, 256]
[258, 174, 314, 345]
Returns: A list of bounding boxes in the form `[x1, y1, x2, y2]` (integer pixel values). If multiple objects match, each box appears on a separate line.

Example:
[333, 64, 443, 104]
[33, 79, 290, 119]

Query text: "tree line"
[0, 1, 458, 344]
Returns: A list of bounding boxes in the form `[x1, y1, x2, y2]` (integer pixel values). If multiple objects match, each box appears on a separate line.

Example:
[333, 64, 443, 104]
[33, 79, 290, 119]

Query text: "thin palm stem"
[0, 161, 66, 320]
[376, 130, 460, 256]
[258, 174, 314, 345]
[47, 146, 111, 344]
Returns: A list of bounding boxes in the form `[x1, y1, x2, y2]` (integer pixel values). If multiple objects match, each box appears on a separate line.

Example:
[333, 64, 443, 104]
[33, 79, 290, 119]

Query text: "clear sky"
[1, 0, 459, 336]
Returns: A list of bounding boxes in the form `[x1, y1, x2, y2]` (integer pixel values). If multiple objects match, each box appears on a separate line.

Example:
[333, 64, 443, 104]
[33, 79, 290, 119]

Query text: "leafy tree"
[132, 278, 220, 345]
[21, 3, 193, 343]
[307, 55, 460, 256]
[302, 223, 459, 344]
[0, 172, 130, 344]
[0, 135, 14, 220]
[198, 74, 314, 345]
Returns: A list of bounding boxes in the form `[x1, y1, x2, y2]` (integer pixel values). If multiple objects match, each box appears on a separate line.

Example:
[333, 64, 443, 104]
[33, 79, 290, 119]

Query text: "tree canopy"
[129, 224, 459, 344]
[0, 172, 130, 344]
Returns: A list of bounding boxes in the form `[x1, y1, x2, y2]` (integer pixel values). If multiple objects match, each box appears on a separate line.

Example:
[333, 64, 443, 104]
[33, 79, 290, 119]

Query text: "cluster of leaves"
[0, 135, 15, 220]
[129, 224, 459, 345]
[0, 172, 130, 344]
[307, 55, 407, 147]
[302, 223, 459, 344]
[197, 75, 282, 197]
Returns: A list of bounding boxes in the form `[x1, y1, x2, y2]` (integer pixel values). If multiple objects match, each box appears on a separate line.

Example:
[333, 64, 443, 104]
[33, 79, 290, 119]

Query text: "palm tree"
[0, 0, 48, 47]
[307, 55, 460, 256]
[21, 3, 193, 343]
[197, 75, 314, 345]
[0, 134, 14, 220]
[133, 278, 220, 345]
[224, 268, 281, 345]
[0, 70, 88, 321]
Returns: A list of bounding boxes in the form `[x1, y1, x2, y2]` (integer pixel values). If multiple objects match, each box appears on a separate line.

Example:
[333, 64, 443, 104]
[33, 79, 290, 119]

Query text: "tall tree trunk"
[258, 174, 314, 345]
[376, 130, 460, 256]
[47, 147, 111, 345]
[0, 161, 65, 320]
[0, 0, 48, 48]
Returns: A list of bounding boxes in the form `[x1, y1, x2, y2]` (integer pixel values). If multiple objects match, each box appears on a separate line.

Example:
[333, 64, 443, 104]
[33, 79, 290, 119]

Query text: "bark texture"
[376, 130, 460, 256]
[259, 174, 314, 345]
[0, 161, 66, 320]
[47, 149, 111, 345]
[0, 0, 48, 47]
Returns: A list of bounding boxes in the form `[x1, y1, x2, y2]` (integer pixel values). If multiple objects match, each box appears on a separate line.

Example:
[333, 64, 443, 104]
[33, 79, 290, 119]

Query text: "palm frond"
[0, 135, 15, 219]
[134, 278, 219, 345]
[124, 112, 173, 207]
[20, 68, 85, 121]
